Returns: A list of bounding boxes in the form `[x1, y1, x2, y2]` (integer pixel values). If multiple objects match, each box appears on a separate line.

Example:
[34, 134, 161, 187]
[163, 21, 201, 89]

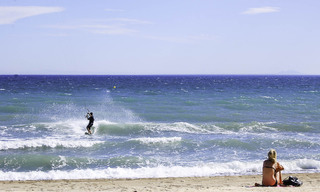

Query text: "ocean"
[0, 75, 320, 180]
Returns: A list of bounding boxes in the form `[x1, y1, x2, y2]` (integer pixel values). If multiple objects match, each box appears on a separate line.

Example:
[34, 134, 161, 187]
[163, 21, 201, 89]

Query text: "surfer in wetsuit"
[86, 112, 94, 134]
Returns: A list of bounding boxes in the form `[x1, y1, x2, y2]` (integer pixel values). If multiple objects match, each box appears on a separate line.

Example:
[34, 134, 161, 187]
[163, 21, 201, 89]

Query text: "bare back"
[262, 160, 284, 186]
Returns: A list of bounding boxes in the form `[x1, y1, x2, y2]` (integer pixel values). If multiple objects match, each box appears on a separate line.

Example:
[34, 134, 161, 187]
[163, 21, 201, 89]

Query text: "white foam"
[283, 159, 320, 171]
[131, 137, 182, 144]
[143, 122, 216, 134]
[41, 119, 111, 136]
[172, 122, 214, 134]
[0, 162, 257, 181]
[0, 138, 104, 150]
[239, 122, 278, 132]
[43, 120, 87, 135]
[95, 120, 117, 125]
[0, 159, 319, 181]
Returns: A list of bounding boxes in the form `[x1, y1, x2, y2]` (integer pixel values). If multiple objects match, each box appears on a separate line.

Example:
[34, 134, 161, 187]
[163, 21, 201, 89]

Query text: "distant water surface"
[0, 75, 319, 180]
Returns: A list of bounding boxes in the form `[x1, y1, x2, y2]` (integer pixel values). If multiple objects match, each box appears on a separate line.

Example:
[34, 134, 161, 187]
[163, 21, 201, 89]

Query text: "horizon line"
[1, 74, 319, 76]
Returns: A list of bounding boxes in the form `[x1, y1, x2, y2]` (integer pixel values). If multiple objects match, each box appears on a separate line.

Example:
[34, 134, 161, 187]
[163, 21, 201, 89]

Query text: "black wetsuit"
[87, 115, 94, 130]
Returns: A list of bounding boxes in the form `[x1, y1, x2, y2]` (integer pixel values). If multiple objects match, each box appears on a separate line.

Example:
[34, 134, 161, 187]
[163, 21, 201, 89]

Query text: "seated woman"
[262, 149, 284, 186]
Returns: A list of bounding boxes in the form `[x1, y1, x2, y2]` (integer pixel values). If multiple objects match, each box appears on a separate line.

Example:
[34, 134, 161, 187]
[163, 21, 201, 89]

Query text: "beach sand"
[1, 173, 318, 192]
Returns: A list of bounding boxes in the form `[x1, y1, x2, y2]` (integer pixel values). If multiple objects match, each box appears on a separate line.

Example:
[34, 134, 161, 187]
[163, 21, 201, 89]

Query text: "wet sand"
[1, 173, 318, 191]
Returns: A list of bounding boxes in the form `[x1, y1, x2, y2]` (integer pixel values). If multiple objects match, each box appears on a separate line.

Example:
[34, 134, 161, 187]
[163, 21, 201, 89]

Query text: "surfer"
[261, 149, 284, 186]
[86, 112, 94, 134]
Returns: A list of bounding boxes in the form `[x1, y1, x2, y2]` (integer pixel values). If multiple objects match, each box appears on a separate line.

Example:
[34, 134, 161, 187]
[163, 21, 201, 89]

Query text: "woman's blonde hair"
[268, 149, 277, 163]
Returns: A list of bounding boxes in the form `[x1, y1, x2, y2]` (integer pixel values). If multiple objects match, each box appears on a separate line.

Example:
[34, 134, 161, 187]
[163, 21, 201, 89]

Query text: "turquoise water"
[0, 75, 320, 180]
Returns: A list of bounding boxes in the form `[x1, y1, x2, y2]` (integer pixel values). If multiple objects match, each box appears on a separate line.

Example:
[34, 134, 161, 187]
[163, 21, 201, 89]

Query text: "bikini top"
[263, 166, 277, 177]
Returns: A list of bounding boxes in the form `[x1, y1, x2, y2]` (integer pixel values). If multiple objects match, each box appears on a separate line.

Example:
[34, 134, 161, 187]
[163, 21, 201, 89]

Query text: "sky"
[1, 0, 319, 75]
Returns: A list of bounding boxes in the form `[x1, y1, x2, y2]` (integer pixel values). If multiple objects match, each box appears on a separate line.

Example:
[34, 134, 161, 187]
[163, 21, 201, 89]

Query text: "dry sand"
[1, 173, 319, 192]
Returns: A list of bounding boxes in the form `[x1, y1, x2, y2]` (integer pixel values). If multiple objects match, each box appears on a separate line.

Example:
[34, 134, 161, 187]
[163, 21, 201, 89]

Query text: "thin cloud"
[46, 17, 151, 35]
[92, 27, 137, 35]
[47, 24, 138, 35]
[0, 6, 64, 25]
[242, 7, 280, 15]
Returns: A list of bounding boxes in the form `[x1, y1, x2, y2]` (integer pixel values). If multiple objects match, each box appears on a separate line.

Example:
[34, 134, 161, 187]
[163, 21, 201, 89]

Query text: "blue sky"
[1, 0, 319, 75]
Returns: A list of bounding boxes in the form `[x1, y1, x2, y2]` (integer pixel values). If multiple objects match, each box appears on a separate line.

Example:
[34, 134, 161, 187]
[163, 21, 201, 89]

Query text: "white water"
[1, 159, 319, 181]
[0, 138, 104, 150]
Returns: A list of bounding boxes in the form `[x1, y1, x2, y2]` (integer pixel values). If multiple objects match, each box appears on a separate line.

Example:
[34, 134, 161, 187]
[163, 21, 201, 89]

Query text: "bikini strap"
[263, 166, 277, 177]
[263, 166, 276, 171]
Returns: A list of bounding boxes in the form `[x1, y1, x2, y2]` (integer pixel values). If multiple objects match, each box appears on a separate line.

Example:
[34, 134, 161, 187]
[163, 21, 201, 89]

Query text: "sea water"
[0, 75, 320, 180]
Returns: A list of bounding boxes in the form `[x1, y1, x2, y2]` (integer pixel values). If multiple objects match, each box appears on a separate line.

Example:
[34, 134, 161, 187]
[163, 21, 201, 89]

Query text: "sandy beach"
[1, 173, 318, 192]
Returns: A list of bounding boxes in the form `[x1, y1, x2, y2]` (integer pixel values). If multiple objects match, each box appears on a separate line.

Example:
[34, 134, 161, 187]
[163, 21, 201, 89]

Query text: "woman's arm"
[276, 162, 284, 171]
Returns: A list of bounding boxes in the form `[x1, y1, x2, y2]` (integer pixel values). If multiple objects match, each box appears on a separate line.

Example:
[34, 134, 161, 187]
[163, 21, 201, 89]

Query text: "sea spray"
[0, 159, 319, 181]
[1, 75, 320, 180]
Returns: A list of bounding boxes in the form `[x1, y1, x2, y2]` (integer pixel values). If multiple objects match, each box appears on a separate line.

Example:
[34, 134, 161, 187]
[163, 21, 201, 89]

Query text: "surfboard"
[85, 127, 95, 135]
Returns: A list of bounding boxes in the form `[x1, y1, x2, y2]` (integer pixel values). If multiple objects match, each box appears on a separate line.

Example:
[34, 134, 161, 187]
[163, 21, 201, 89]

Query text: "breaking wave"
[1, 159, 319, 181]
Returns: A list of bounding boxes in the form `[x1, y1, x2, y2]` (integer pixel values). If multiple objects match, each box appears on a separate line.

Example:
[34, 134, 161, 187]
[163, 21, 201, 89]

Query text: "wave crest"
[0, 138, 103, 150]
[1, 159, 319, 181]
[130, 137, 182, 144]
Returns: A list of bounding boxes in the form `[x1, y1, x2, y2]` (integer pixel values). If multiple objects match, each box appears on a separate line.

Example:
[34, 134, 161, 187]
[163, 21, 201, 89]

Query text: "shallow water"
[0, 75, 319, 180]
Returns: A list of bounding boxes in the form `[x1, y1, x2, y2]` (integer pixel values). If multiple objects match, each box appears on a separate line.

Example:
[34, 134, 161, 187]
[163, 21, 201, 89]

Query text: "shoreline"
[1, 173, 319, 191]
